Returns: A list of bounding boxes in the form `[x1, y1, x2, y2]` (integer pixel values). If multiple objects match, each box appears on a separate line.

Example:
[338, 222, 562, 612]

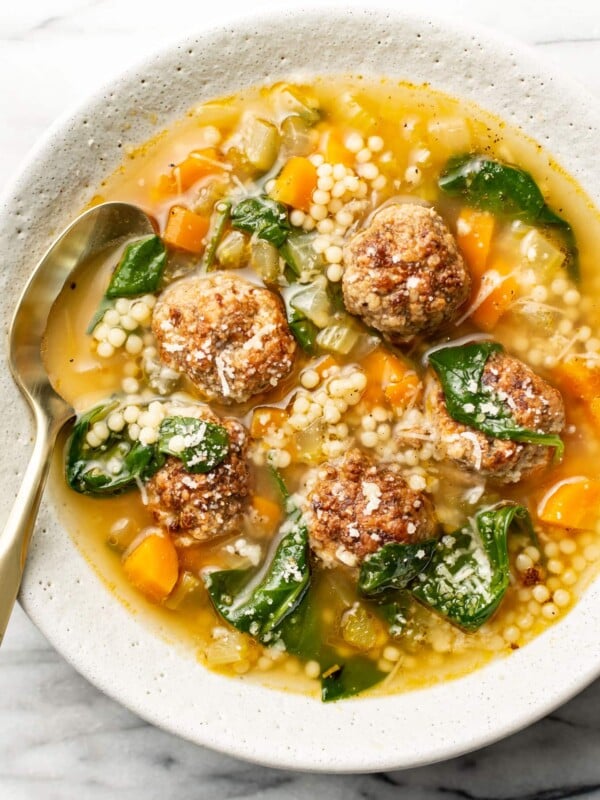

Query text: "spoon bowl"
[1, 201, 154, 642]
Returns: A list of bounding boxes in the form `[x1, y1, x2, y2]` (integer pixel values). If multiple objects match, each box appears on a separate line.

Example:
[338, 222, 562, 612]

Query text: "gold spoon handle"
[0, 409, 61, 644]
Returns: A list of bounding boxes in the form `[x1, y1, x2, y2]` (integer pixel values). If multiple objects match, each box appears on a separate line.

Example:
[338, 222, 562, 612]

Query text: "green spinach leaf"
[428, 341, 564, 456]
[438, 154, 579, 280]
[106, 235, 166, 298]
[66, 403, 164, 495]
[205, 509, 310, 639]
[158, 416, 229, 474]
[358, 540, 437, 596]
[412, 503, 533, 631]
[282, 291, 319, 353]
[231, 196, 291, 247]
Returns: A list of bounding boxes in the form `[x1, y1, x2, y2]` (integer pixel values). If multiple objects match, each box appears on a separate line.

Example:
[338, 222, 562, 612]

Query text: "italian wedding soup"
[45, 78, 600, 701]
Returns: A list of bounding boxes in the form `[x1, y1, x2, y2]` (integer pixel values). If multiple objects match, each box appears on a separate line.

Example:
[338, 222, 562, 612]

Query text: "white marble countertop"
[2, 0, 600, 797]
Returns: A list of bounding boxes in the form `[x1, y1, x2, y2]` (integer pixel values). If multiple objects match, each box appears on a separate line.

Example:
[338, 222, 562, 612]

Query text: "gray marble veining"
[1, 1, 600, 797]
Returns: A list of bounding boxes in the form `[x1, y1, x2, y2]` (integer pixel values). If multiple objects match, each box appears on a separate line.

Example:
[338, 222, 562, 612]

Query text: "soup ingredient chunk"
[152, 273, 296, 403]
[424, 350, 565, 483]
[146, 406, 249, 541]
[342, 204, 470, 341]
[305, 449, 436, 568]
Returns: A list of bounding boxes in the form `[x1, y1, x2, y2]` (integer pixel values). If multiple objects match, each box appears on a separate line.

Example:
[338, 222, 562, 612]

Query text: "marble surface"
[2, 0, 600, 796]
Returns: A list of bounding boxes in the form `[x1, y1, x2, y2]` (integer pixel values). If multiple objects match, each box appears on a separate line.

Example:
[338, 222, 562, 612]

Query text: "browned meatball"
[152, 273, 296, 404]
[342, 204, 470, 341]
[305, 449, 436, 568]
[424, 351, 565, 483]
[146, 406, 249, 541]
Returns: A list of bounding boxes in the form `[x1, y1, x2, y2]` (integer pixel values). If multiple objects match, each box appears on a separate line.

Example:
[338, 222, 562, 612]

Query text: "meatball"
[424, 351, 565, 483]
[146, 406, 249, 541]
[152, 273, 296, 404]
[342, 203, 470, 341]
[305, 449, 436, 568]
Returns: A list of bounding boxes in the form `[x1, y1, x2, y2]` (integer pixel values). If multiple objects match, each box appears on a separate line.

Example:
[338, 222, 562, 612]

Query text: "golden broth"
[46, 77, 600, 700]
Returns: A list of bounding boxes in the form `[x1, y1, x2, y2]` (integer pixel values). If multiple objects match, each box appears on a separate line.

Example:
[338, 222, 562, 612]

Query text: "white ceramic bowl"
[2, 7, 600, 773]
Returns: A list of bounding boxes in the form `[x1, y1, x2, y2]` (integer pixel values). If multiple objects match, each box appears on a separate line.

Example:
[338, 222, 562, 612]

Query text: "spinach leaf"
[106, 235, 167, 298]
[376, 592, 415, 638]
[438, 154, 579, 280]
[205, 509, 310, 640]
[66, 403, 163, 495]
[276, 587, 387, 702]
[412, 503, 533, 631]
[358, 540, 437, 596]
[428, 341, 564, 456]
[231, 196, 291, 247]
[158, 416, 229, 474]
[201, 200, 231, 271]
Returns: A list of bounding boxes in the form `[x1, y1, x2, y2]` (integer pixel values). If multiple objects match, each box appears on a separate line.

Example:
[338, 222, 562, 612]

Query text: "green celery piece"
[231, 196, 291, 247]
[358, 540, 437, 596]
[428, 341, 564, 456]
[106, 235, 166, 298]
[412, 503, 533, 631]
[66, 402, 164, 496]
[438, 154, 579, 280]
[158, 416, 229, 474]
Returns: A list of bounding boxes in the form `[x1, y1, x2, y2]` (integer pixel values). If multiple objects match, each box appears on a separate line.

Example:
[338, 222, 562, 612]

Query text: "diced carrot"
[163, 206, 210, 253]
[362, 347, 422, 410]
[538, 477, 600, 530]
[470, 274, 520, 332]
[552, 359, 600, 428]
[250, 407, 289, 438]
[456, 208, 495, 278]
[384, 371, 422, 411]
[320, 129, 354, 166]
[252, 496, 283, 530]
[270, 156, 318, 212]
[123, 533, 179, 603]
[154, 147, 224, 199]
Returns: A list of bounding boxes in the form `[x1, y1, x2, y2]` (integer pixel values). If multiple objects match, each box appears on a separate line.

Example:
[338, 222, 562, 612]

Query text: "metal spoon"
[0, 201, 155, 644]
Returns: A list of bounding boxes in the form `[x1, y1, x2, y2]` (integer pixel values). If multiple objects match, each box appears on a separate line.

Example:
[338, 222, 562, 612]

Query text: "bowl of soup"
[2, 7, 600, 772]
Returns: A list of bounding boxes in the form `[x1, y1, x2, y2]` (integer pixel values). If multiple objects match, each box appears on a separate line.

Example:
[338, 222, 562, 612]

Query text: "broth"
[46, 77, 600, 700]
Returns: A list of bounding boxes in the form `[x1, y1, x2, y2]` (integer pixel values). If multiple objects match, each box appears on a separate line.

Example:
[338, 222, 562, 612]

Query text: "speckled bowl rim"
[2, 6, 600, 774]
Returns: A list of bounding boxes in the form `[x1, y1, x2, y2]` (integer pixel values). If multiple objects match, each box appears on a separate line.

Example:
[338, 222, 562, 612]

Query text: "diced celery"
[281, 115, 314, 158]
[205, 628, 248, 666]
[216, 230, 247, 269]
[316, 320, 361, 354]
[280, 232, 325, 278]
[295, 420, 327, 464]
[341, 604, 379, 651]
[244, 117, 280, 172]
[273, 85, 320, 124]
[251, 239, 281, 283]
[520, 228, 566, 275]
[289, 278, 334, 328]
[164, 571, 202, 610]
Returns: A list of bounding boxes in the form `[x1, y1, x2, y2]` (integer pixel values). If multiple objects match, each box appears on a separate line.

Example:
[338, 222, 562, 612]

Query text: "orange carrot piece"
[456, 208, 495, 277]
[362, 348, 421, 409]
[270, 156, 318, 212]
[252, 496, 283, 530]
[163, 206, 210, 253]
[538, 477, 600, 530]
[320, 129, 354, 166]
[154, 147, 223, 198]
[250, 407, 289, 438]
[470, 274, 520, 332]
[123, 533, 179, 603]
[384, 371, 422, 411]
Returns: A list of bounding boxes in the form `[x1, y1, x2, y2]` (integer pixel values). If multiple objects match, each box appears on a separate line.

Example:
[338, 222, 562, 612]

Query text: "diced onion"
[316, 321, 360, 354]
